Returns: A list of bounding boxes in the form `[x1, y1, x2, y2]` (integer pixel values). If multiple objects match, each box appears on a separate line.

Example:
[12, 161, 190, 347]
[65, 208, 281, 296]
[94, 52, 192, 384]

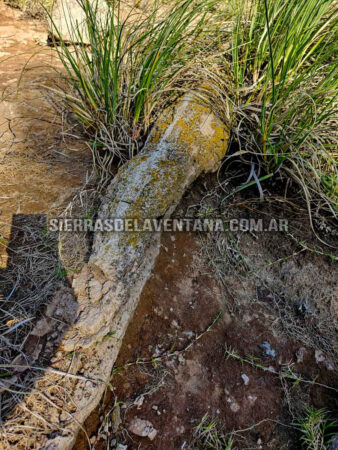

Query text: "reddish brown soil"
[77, 228, 338, 449]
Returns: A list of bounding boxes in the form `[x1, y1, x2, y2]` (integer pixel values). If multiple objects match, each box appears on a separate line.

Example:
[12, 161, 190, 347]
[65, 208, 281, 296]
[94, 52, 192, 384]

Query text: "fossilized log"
[2, 94, 229, 449]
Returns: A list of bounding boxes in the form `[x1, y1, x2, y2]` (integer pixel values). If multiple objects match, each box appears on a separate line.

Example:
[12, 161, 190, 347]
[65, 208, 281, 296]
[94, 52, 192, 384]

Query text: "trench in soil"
[0, 2, 91, 268]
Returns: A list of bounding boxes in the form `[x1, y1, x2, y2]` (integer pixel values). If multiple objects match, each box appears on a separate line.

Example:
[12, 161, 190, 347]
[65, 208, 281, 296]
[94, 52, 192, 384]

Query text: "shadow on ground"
[0, 213, 76, 420]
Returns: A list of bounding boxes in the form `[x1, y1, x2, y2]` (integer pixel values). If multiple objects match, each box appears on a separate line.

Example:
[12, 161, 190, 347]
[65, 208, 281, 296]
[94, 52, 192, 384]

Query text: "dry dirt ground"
[76, 174, 338, 449]
[0, 2, 91, 267]
[0, 1, 91, 421]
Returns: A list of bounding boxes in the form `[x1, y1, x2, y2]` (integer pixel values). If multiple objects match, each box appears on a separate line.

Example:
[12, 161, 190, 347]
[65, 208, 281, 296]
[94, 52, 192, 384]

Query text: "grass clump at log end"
[210, 0, 337, 224]
[49, 0, 215, 176]
[50, 0, 337, 225]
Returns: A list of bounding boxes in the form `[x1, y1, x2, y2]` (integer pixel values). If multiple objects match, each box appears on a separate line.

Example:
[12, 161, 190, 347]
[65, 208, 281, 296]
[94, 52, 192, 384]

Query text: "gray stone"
[128, 417, 157, 440]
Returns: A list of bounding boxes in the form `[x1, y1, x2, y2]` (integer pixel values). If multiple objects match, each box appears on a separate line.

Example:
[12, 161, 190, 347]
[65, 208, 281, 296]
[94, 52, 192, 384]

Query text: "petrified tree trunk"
[2, 94, 229, 449]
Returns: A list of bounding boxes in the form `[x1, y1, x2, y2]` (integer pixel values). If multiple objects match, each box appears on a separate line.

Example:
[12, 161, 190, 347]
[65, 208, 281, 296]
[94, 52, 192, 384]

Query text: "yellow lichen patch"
[173, 104, 229, 172]
[103, 94, 229, 253]
[147, 109, 174, 145]
[148, 95, 230, 174]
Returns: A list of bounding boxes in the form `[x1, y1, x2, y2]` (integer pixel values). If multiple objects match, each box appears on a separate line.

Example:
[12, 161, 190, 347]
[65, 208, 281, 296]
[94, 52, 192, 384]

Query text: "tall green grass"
[49, 0, 213, 173]
[50, 0, 337, 222]
[214, 0, 337, 220]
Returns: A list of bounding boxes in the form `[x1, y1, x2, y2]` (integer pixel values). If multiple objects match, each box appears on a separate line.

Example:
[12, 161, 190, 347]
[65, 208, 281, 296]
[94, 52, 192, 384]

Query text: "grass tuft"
[191, 414, 234, 449]
[50, 0, 337, 223]
[49, 0, 214, 174]
[295, 407, 337, 450]
[208, 0, 337, 223]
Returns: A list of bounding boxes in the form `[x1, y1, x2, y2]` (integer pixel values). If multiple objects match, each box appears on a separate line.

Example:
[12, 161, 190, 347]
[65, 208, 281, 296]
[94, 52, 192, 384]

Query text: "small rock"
[154, 345, 163, 356]
[183, 331, 195, 338]
[165, 359, 176, 367]
[325, 360, 334, 371]
[315, 349, 325, 363]
[223, 312, 232, 326]
[262, 342, 276, 357]
[128, 417, 157, 441]
[296, 347, 306, 363]
[248, 395, 257, 405]
[152, 405, 158, 411]
[117, 445, 128, 450]
[134, 395, 145, 409]
[178, 354, 186, 365]
[241, 373, 249, 385]
[112, 405, 122, 433]
[230, 402, 240, 413]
